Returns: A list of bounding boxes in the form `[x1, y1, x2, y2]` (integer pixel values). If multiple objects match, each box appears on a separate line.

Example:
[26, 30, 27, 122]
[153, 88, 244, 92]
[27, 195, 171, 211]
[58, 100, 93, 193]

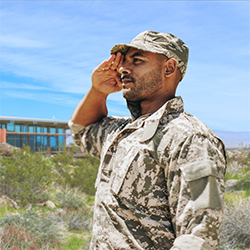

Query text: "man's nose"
[118, 65, 131, 75]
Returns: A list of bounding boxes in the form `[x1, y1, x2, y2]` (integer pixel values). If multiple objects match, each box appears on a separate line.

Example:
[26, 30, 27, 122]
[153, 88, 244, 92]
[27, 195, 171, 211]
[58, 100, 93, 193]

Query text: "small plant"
[0, 146, 55, 206]
[220, 199, 250, 249]
[50, 150, 100, 196]
[49, 208, 93, 232]
[67, 210, 93, 231]
[0, 225, 43, 250]
[69, 156, 99, 195]
[55, 188, 85, 210]
[0, 210, 64, 249]
[62, 234, 91, 250]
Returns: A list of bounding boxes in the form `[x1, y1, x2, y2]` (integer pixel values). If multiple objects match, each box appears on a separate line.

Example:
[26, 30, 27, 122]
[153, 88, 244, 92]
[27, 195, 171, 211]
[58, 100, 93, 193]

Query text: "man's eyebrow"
[123, 51, 147, 62]
[129, 52, 146, 58]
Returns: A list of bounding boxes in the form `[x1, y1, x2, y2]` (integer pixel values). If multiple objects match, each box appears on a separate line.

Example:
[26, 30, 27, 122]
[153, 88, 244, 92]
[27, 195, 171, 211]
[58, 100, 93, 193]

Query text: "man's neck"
[140, 93, 175, 116]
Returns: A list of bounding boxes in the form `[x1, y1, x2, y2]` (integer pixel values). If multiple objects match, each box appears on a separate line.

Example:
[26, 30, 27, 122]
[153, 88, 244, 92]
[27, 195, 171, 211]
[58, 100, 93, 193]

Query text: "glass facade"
[4, 122, 65, 154]
[7, 123, 14, 132]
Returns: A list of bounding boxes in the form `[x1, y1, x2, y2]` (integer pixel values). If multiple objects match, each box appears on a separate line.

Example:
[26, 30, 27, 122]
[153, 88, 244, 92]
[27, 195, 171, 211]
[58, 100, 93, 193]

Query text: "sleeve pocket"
[180, 160, 222, 211]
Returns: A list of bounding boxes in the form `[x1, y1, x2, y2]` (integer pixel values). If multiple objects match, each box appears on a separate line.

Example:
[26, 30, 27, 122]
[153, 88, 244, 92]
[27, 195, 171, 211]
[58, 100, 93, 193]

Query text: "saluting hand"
[92, 52, 123, 96]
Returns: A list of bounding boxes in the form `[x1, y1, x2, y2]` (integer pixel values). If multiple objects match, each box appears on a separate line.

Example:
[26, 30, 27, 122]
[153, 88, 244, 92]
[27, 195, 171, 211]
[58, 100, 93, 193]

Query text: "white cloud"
[2, 90, 79, 107]
[1, 81, 50, 90]
[0, 34, 48, 48]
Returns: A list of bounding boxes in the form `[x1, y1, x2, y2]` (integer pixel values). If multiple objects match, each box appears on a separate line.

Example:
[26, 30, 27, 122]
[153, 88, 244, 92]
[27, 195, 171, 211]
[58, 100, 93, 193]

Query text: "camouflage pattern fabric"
[69, 96, 226, 250]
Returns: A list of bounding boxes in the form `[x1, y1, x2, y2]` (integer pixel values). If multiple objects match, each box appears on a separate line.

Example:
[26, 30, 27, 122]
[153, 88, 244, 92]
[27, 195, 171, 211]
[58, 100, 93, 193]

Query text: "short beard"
[123, 67, 163, 102]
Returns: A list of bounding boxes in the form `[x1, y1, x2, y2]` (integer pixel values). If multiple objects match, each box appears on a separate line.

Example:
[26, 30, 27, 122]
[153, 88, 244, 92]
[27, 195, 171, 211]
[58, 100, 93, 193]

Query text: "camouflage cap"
[111, 30, 189, 79]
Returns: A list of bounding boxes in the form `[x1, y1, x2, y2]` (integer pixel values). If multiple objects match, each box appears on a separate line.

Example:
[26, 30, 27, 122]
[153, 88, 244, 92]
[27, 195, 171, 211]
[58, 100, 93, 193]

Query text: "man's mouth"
[121, 76, 134, 85]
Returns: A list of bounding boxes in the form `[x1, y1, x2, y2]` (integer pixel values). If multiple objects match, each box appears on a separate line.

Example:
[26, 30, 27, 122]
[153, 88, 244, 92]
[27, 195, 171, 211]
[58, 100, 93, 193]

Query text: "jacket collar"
[127, 96, 184, 142]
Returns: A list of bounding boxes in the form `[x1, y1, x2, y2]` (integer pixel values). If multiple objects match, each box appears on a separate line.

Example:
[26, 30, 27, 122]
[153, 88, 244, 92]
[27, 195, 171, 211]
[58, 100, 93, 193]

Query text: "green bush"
[56, 189, 85, 210]
[50, 187, 93, 232]
[62, 234, 91, 250]
[51, 151, 99, 196]
[49, 209, 93, 232]
[0, 210, 63, 249]
[0, 147, 55, 206]
[0, 225, 44, 250]
[0, 146, 99, 205]
[69, 156, 99, 196]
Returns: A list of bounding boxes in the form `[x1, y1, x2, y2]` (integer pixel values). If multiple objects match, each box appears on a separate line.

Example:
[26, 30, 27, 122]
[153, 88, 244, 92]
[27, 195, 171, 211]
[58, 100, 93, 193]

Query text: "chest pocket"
[110, 145, 140, 195]
[95, 125, 144, 191]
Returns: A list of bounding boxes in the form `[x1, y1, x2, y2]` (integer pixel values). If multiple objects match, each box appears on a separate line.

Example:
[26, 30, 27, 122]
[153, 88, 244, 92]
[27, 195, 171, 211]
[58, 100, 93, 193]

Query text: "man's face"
[118, 48, 166, 102]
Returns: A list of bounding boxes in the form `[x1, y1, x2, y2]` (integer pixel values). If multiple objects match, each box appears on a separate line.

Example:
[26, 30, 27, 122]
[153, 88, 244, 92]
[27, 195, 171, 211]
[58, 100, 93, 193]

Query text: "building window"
[40, 127, 47, 133]
[57, 128, 64, 134]
[29, 126, 35, 133]
[15, 135, 21, 147]
[29, 135, 36, 150]
[21, 135, 28, 147]
[7, 123, 14, 132]
[7, 135, 15, 146]
[58, 136, 63, 151]
[37, 126, 41, 133]
[49, 128, 56, 134]
[15, 125, 20, 132]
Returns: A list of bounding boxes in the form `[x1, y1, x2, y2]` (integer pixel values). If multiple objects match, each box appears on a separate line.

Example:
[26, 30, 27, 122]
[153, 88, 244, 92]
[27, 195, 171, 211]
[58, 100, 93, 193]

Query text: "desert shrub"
[220, 246, 243, 250]
[62, 234, 91, 250]
[56, 189, 85, 210]
[0, 210, 63, 249]
[67, 210, 93, 231]
[49, 209, 93, 232]
[220, 199, 250, 249]
[0, 225, 44, 250]
[234, 180, 250, 197]
[224, 192, 248, 205]
[49, 187, 93, 232]
[51, 149, 74, 168]
[50, 150, 74, 186]
[69, 156, 99, 195]
[0, 147, 55, 206]
[67, 142, 82, 155]
[0, 146, 99, 205]
[50, 150, 99, 196]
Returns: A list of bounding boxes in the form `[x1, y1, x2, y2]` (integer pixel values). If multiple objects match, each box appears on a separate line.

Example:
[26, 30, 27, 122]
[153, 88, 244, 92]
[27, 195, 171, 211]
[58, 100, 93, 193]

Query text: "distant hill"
[213, 130, 250, 149]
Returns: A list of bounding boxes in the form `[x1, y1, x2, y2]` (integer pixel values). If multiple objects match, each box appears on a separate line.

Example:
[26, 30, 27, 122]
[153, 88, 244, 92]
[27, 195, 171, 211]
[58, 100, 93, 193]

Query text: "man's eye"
[134, 58, 143, 64]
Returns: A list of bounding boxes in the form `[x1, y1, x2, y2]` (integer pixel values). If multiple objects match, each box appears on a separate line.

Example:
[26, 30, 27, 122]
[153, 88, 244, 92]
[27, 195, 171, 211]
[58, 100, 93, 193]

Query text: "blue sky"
[0, 1, 249, 132]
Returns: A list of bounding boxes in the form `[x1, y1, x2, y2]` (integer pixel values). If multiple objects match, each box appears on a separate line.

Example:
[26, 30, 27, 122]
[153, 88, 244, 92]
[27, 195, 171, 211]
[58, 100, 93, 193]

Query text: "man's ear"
[164, 59, 178, 77]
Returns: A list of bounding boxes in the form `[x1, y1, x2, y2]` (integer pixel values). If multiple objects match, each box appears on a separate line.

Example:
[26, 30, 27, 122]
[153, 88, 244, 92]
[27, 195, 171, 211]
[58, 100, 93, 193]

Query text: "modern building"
[0, 116, 71, 154]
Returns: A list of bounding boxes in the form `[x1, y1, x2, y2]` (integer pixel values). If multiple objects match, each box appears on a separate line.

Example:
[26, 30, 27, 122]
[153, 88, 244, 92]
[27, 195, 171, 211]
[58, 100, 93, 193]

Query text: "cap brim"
[111, 43, 169, 57]
[110, 44, 131, 55]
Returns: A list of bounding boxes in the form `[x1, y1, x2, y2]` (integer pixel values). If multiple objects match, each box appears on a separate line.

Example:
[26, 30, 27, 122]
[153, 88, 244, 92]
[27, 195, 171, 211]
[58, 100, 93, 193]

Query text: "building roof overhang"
[0, 116, 69, 129]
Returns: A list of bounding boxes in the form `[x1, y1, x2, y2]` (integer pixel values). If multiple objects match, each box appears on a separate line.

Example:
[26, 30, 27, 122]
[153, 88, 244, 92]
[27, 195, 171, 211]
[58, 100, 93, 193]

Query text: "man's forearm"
[71, 86, 108, 126]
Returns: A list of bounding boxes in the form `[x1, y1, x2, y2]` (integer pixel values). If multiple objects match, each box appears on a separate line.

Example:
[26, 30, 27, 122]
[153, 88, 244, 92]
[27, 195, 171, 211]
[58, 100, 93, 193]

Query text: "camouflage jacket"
[69, 96, 226, 250]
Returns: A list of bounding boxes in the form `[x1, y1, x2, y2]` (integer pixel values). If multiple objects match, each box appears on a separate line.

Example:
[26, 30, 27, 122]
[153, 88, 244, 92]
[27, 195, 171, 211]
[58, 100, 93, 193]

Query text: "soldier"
[69, 31, 226, 250]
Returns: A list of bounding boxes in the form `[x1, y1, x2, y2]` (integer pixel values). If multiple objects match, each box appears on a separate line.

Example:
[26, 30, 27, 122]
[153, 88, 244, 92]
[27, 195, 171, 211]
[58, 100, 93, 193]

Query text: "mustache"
[121, 75, 135, 82]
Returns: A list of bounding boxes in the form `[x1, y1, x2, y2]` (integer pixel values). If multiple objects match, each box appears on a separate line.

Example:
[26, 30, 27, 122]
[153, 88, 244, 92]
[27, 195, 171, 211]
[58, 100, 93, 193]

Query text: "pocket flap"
[180, 159, 218, 182]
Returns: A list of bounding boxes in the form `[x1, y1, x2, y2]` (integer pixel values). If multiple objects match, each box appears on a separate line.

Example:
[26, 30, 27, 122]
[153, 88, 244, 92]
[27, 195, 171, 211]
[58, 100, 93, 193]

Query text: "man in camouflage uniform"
[69, 31, 226, 250]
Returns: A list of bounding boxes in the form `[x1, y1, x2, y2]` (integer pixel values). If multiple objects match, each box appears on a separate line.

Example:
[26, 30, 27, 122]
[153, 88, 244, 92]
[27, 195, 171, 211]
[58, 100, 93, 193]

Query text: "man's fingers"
[117, 54, 124, 71]
[102, 54, 116, 70]
[110, 52, 122, 71]
[96, 60, 110, 71]
[96, 52, 123, 72]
